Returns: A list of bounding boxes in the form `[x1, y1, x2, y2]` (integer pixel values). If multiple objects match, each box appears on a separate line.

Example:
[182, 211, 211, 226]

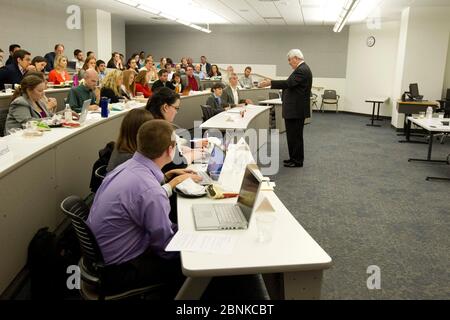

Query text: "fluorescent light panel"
[333, 0, 360, 32]
[115, 0, 216, 33]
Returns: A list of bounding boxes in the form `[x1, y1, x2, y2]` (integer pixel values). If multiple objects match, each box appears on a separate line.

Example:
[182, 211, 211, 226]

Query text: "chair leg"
[336, 103, 338, 113]
[320, 102, 324, 112]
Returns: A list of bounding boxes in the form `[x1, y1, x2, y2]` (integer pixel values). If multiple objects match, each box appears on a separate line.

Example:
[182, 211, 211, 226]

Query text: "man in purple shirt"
[88, 119, 201, 296]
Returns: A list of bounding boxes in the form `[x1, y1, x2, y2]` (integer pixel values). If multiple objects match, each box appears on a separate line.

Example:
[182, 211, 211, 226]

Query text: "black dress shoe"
[283, 159, 293, 164]
[284, 162, 303, 168]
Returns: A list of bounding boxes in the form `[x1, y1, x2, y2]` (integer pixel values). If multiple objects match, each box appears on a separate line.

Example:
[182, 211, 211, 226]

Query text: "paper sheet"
[165, 231, 237, 255]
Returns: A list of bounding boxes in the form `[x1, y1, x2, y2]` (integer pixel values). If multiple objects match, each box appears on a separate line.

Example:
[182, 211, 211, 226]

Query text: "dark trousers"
[102, 250, 185, 298]
[284, 118, 305, 164]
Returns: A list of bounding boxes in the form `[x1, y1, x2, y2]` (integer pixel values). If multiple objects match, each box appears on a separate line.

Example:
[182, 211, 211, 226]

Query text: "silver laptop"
[193, 164, 262, 230]
[197, 145, 225, 185]
[78, 99, 91, 124]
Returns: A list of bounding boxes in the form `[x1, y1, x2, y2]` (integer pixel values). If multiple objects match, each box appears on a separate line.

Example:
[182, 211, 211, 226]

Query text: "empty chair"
[268, 92, 280, 100]
[320, 90, 340, 113]
[311, 93, 319, 111]
[60, 195, 164, 300]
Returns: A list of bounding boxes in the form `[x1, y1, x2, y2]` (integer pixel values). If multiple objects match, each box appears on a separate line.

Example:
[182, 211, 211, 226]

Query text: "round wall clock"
[367, 36, 376, 47]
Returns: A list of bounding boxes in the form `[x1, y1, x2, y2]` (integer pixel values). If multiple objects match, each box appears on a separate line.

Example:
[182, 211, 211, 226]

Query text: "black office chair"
[94, 165, 108, 181]
[268, 92, 280, 100]
[200, 105, 217, 122]
[320, 90, 340, 113]
[61, 196, 164, 300]
[436, 88, 450, 143]
[0, 108, 9, 137]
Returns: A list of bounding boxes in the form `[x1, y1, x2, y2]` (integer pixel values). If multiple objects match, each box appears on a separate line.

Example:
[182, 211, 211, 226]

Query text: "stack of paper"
[176, 178, 206, 196]
[165, 231, 237, 255]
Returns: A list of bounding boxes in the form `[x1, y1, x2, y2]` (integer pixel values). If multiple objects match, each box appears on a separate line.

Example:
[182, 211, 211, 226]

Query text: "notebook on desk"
[193, 164, 262, 230]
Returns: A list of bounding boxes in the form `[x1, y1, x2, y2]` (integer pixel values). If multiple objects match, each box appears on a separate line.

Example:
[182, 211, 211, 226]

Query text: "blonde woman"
[48, 55, 71, 85]
[121, 70, 136, 100]
[100, 69, 125, 103]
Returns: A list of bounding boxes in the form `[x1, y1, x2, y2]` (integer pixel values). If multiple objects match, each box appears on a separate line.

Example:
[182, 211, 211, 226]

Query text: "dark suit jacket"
[44, 52, 56, 72]
[0, 63, 24, 90]
[205, 94, 226, 115]
[222, 86, 246, 107]
[270, 62, 312, 120]
[201, 62, 212, 75]
[152, 80, 175, 91]
[5, 56, 14, 66]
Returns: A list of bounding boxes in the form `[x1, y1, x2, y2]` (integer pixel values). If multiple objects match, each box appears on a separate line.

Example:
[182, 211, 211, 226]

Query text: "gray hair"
[287, 49, 304, 60]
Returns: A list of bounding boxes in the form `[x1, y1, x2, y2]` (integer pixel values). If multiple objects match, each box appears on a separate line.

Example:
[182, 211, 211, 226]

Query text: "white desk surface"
[259, 98, 282, 105]
[407, 117, 450, 132]
[200, 104, 271, 130]
[365, 97, 389, 103]
[177, 190, 332, 277]
[0, 104, 144, 177]
[0, 87, 71, 98]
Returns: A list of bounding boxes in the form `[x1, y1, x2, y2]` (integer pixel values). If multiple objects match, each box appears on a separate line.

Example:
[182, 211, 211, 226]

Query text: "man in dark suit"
[0, 49, 34, 90]
[200, 56, 212, 76]
[259, 49, 312, 168]
[152, 69, 175, 91]
[5, 44, 21, 66]
[44, 43, 65, 72]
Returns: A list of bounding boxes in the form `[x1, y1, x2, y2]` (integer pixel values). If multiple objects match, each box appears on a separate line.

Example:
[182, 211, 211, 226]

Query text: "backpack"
[27, 226, 81, 300]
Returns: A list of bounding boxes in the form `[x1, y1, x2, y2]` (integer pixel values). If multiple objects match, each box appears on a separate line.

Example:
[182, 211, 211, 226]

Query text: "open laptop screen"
[206, 145, 225, 174]
[237, 166, 260, 222]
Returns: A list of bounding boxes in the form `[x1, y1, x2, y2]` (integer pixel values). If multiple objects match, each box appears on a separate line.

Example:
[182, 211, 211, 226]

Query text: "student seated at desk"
[146, 87, 206, 171]
[77, 56, 96, 80]
[106, 109, 154, 173]
[23, 71, 57, 112]
[120, 69, 136, 100]
[134, 70, 153, 98]
[67, 69, 99, 113]
[48, 55, 71, 85]
[100, 69, 126, 103]
[0, 49, 34, 90]
[152, 69, 175, 91]
[205, 82, 229, 114]
[4, 75, 52, 134]
[31, 56, 47, 73]
[222, 73, 253, 107]
[88, 120, 201, 296]
[171, 73, 184, 94]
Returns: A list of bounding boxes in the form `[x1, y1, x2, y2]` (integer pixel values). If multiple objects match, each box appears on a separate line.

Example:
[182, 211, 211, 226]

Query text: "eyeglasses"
[169, 104, 180, 111]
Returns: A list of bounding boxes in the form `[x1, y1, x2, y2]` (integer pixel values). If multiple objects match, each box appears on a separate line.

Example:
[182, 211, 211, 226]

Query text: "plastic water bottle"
[64, 104, 72, 123]
[426, 106, 433, 120]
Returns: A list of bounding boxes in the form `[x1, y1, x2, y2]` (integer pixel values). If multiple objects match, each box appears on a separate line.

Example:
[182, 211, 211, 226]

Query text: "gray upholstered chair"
[320, 90, 340, 112]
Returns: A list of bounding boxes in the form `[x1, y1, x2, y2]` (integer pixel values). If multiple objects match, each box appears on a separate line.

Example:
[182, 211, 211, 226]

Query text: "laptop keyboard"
[215, 205, 242, 224]
[198, 171, 213, 184]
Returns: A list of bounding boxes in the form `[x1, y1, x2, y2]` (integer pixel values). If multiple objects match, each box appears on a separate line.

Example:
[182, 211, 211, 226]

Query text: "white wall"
[443, 32, 450, 97]
[0, 0, 125, 63]
[345, 22, 400, 117]
[391, 6, 450, 127]
[111, 15, 126, 57]
[0, 0, 84, 58]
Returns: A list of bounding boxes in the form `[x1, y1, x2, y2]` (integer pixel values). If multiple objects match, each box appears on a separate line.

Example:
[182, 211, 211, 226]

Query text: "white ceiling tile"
[275, 0, 305, 25]
[246, 0, 282, 18]
[194, 0, 248, 24]
[219, 0, 267, 25]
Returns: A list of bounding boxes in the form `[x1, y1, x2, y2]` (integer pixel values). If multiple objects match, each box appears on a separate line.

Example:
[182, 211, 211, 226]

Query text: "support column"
[83, 9, 112, 62]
